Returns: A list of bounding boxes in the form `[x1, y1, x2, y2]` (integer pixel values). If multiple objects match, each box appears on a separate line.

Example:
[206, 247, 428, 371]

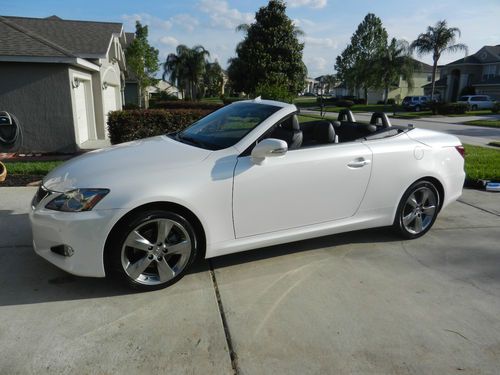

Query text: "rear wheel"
[414, 105, 421, 112]
[394, 181, 439, 239]
[471, 104, 478, 111]
[107, 210, 198, 290]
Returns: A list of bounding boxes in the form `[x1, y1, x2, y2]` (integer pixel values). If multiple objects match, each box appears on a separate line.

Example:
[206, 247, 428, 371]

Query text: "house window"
[483, 64, 496, 80]
[427, 74, 432, 82]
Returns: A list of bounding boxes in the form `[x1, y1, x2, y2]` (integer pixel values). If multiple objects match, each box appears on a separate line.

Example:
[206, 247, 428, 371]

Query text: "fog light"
[50, 245, 75, 257]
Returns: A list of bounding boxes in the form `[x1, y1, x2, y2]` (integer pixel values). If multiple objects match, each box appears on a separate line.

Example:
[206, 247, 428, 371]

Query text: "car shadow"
[0, 209, 400, 307]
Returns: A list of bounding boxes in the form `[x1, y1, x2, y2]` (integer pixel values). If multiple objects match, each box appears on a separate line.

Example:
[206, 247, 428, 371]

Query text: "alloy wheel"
[121, 218, 192, 285]
[401, 186, 437, 235]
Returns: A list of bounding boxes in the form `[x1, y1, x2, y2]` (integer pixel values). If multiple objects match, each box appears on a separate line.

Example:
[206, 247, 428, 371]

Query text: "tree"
[376, 38, 415, 104]
[163, 45, 210, 100]
[125, 21, 159, 108]
[335, 13, 388, 100]
[411, 20, 468, 100]
[203, 61, 224, 97]
[227, 0, 307, 98]
[320, 74, 337, 95]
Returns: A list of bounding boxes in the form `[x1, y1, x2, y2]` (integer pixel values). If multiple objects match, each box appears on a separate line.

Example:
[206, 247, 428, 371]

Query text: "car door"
[232, 142, 373, 238]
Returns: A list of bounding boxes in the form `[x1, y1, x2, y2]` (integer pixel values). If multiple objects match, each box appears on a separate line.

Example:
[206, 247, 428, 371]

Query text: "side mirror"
[251, 138, 288, 161]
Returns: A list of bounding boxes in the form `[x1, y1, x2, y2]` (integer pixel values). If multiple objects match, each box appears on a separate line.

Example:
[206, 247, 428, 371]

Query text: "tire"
[414, 105, 421, 112]
[471, 105, 478, 111]
[106, 209, 198, 290]
[393, 180, 440, 239]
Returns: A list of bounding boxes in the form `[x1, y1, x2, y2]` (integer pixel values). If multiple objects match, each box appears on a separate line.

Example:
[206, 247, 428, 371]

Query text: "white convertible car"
[30, 99, 465, 290]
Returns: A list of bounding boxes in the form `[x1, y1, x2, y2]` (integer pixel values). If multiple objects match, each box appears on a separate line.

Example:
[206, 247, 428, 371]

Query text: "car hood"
[43, 136, 211, 192]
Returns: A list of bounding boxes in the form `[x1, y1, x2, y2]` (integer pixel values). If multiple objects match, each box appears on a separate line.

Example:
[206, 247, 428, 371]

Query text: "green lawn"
[464, 144, 500, 181]
[461, 119, 500, 129]
[2, 160, 63, 175]
[293, 97, 318, 108]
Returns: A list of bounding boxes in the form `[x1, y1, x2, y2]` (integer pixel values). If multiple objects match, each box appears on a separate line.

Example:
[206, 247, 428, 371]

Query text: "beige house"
[423, 45, 500, 101]
[367, 59, 436, 104]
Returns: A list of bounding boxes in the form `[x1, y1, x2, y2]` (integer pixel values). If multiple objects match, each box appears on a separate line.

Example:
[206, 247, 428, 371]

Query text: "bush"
[492, 102, 500, 114]
[353, 98, 367, 105]
[222, 96, 244, 105]
[149, 100, 223, 110]
[336, 100, 355, 108]
[429, 102, 468, 115]
[107, 109, 212, 144]
[254, 82, 295, 103]
[376, 99, 396, 105]
[122, 103, 140, 110]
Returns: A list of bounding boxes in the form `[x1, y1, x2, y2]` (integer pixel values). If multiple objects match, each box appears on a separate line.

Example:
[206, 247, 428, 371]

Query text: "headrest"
[314, 121, 336, 143]
[281, 115, 300, 131]
[332, 120, 341, 129]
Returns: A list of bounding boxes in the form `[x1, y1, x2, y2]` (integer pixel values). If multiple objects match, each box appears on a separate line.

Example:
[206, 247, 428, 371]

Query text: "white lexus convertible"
[30, 99, 465, 290]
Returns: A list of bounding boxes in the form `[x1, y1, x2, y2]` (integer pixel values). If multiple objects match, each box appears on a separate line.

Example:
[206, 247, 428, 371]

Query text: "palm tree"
[163, 45, 210, 100]
[411, 20, 468, 100]
[377, 38, 415, 104]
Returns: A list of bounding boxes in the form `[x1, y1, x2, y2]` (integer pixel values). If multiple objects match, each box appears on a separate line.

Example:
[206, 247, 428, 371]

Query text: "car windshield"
[175, 102, 281, 150]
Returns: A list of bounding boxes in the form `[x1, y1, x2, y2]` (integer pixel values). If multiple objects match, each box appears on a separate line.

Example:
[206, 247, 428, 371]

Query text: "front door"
[74, 82, 89, 143]
[232, 142, 373, 238]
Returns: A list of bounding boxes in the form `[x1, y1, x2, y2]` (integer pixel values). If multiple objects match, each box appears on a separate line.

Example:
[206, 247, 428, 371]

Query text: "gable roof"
[447, 45, 500, 66]
[0, 15, 123, 58]
[411, 58, 433, 73]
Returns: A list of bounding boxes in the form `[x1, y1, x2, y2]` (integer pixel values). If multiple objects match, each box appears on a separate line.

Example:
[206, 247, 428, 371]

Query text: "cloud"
[306, 56, 328, 72]
[293, 18, 315, 28]
[121, 13, 172, 31]
[199, 0, 253, 29]
[159, 36, 180, 47]
[287, 0, 327, 9]
[170, 14, 199, 32]
[303, 36, 337, 48]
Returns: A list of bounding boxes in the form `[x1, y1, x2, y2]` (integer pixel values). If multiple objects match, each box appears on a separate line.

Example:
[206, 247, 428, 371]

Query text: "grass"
[464, 144, 500, 181]
[200, 97, 223, 104]
[2, 160, 64, 175]
[461, 119, 500, 128]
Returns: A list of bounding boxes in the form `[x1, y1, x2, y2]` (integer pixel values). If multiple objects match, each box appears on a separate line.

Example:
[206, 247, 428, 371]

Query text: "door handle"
[347, 158, 371, 168]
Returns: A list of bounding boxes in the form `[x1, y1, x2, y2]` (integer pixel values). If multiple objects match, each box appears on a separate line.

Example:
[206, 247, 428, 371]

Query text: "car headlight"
[45, 188, 110, 212]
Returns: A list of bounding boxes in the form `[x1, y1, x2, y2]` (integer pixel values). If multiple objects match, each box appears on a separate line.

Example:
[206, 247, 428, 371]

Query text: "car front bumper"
[30, 204, 127, 278]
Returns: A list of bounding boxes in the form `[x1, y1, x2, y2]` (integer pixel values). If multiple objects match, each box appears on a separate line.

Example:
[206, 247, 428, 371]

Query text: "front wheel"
[394, 181, 439, 239]
[414, 105, 421, 112]
[471, 104, 478, 111]
[107, 210, 198, 290]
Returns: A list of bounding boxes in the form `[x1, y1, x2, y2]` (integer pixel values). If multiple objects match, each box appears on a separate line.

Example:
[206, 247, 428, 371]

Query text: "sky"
[1, 0, 499, 78]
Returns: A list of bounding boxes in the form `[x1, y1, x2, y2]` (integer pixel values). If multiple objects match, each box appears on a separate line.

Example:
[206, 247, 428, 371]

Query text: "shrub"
[254, 82, 295, 103]
[377, 99, 396, 105]
[492, 102, 500, 114]
[222, 96, 244, 105]
[149, 100, 223, 110]
[336, 100, 355, 108]
[353, 98, 367, 105]
[429, 102, 468, 115]
[107, 109, 212, 144]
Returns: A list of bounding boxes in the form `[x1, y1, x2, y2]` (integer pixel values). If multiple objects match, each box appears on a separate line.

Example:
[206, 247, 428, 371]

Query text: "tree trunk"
[364, 87, 368, 102]
[383, 85, 389, 105]
[430, 55, 438, 101]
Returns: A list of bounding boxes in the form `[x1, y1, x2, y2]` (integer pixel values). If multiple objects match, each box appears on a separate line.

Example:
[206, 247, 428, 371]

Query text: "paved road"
[302, 109, 500, 147]
[1, 187, 499, 374]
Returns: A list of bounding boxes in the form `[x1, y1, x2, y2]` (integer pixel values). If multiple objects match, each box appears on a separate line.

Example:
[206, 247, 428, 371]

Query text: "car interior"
[265, 109, 405, 150]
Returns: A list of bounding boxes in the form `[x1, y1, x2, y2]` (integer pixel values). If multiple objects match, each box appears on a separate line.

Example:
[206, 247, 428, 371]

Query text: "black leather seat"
[314, 122, 337, 144]
[271, 115, 303, 150]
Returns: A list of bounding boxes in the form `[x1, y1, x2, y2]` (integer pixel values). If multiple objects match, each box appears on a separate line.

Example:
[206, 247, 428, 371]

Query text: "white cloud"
[287, 0, 327, 9]
[306, 56, 328, 73]
[293, 18, 315, 28]
[199, 0, 253, 29]
[159, 36, 180, 47]
[170, 13, 199, 32]
[303, 36, 337, 48]
[122, 13, 172, 31]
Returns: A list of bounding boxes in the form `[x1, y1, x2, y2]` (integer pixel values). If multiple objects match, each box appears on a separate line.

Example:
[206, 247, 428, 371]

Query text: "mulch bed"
[1, 175, 42, 187]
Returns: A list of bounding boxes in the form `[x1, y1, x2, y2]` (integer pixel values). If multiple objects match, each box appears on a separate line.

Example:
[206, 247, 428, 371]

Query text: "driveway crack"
[208, 260, 240, 375]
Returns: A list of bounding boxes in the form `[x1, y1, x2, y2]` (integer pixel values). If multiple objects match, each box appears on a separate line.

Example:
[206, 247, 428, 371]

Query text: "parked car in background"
[402, 96, 431, 112]
[457, 95, 496, 110]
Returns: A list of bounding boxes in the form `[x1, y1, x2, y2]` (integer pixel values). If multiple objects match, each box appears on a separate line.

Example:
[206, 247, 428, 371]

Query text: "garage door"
[74, 82, 89, 143]
[103, 85, 118, 126]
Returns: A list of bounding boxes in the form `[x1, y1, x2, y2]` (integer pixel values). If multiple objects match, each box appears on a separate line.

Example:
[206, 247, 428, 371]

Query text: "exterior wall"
[0, 62, 76, 153]
[475, 86, 500, 100]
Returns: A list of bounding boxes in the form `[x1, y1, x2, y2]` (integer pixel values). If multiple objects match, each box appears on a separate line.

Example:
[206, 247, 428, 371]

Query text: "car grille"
[32, 185, 52, 208]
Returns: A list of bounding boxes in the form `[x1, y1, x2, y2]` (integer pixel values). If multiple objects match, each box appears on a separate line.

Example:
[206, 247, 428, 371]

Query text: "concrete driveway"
[1, 187, 499, 374]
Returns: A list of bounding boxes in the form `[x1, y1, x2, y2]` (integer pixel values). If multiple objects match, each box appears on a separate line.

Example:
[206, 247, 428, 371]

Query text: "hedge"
[149, 100, 223, 110]
[107, 109, 212, 144]
[430, 102, 468, 115]
[492, 102, 500, 114]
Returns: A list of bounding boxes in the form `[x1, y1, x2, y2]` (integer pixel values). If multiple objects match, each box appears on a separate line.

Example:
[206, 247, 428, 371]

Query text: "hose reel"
[0, 111, 22, 147]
